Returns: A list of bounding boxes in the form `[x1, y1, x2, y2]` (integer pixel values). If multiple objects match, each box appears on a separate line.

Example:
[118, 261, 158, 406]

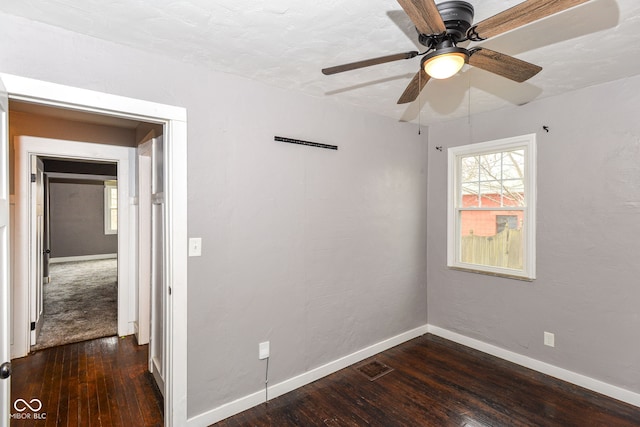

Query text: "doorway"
[13, 136, 135, 357]
[34, 158, 120, 351]
[0, 73, 188, 426]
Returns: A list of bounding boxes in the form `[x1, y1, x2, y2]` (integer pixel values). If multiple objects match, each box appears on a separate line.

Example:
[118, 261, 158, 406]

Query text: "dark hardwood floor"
[10, 335, 163, 426]
[215, 334, 640, 426]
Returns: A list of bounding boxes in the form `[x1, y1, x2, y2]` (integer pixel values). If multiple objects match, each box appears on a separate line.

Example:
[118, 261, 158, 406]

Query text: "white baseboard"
[49, 253, 117, 263]
[187, 324, 429, 427]
[427, 325, 640, 408]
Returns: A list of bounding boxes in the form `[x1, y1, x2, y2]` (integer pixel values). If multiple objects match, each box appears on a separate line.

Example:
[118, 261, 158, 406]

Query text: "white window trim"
[447, 133, 537, 280]
[104, 181, 118, 235]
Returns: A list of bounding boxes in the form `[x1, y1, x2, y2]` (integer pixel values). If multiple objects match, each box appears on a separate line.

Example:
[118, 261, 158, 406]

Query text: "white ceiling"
[2, 0, 639, 124]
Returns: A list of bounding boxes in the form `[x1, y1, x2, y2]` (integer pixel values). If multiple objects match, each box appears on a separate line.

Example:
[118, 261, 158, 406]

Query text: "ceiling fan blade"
[322, 51, 418, 75]
[397, 69, 431, 104]
[470, 0, 590, 40]
[469, 48, 542, 83]
[396, 0, 446, 35]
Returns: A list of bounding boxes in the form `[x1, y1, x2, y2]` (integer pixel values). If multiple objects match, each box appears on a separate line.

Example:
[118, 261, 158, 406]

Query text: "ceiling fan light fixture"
[422, 47, 468, 79]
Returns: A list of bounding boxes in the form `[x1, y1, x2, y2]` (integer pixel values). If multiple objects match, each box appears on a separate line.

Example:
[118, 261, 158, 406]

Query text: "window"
[447, 134, 536, 279]
[104, 180, 118, 235]
[496, 215, 518, 234]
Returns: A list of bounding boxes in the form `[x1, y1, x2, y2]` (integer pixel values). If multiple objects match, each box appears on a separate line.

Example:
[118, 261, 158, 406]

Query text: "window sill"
[448, 265, 534, 282]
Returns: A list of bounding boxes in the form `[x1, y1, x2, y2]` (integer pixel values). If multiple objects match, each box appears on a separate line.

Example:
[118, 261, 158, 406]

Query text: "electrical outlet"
[259, 341, 270, 360]
[544, 331, 555, 347]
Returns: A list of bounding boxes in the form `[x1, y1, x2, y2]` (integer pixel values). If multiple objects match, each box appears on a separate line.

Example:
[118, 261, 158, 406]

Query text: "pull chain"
[418, 70, 422, 135]
[468, 70, 472, 142]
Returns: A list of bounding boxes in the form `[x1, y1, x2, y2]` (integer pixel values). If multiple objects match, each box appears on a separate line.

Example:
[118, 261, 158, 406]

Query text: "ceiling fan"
[322, 0, 590, 104]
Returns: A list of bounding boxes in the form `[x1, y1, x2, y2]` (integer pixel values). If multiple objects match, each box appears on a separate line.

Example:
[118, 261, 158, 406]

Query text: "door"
[43, 174, 51, 283]
[136, 135, 152, 346]
[149, 135, 165, 395]
[30, 157, 44, 345]
[0, 77, 11, 426]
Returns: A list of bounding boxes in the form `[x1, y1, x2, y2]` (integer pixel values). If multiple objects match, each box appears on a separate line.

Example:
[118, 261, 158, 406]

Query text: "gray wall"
[0, 13, 429, 417]
[49, 180, 118, 258]
[427, 75, 640, 393]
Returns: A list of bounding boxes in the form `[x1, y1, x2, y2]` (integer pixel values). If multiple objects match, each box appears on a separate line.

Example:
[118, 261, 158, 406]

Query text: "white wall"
[0, 12, 429, 417]
[427, 74, 640, 394]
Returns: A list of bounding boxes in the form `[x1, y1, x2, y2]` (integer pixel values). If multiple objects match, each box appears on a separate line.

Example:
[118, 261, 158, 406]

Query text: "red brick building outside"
[460, 193, 524, 237]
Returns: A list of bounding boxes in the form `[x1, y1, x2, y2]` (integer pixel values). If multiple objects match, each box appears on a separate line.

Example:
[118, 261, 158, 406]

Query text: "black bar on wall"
[274, 136, 337, 151]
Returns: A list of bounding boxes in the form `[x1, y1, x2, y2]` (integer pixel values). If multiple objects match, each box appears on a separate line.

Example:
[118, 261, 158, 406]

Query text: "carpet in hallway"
[32, 258, 118, 351]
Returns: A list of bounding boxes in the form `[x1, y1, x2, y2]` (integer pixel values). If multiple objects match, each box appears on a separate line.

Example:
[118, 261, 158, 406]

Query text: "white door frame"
[29, 156, 44, 345]
[14, 136, 133, 352]
[136, 135, 152, 346]
[0, 74, 11, 427]
[1, 73, 188, 427]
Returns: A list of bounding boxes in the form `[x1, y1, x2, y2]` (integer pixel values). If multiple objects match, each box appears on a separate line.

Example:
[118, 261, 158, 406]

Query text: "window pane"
[104, 182, 118, 234]
[461, 152, 527, 208]
[478, 152, 502, 182]
[503, 179, 524, 206]
[460, 210, 523, 270]
[461, 183, 479, 207]
[110, 209, 118, 231]
[110, 188, 118, 208]
[502, 150, 525, 179]
[479, 181, 502, 207]
[460, 156, 479, 183]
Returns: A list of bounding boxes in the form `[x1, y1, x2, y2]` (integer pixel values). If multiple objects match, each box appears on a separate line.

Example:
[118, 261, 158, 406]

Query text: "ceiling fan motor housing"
[419, 0, 474, 46]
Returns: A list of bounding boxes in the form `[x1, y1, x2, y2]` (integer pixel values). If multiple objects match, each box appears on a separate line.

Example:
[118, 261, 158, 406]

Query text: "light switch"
[189, 237, 202, 257]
